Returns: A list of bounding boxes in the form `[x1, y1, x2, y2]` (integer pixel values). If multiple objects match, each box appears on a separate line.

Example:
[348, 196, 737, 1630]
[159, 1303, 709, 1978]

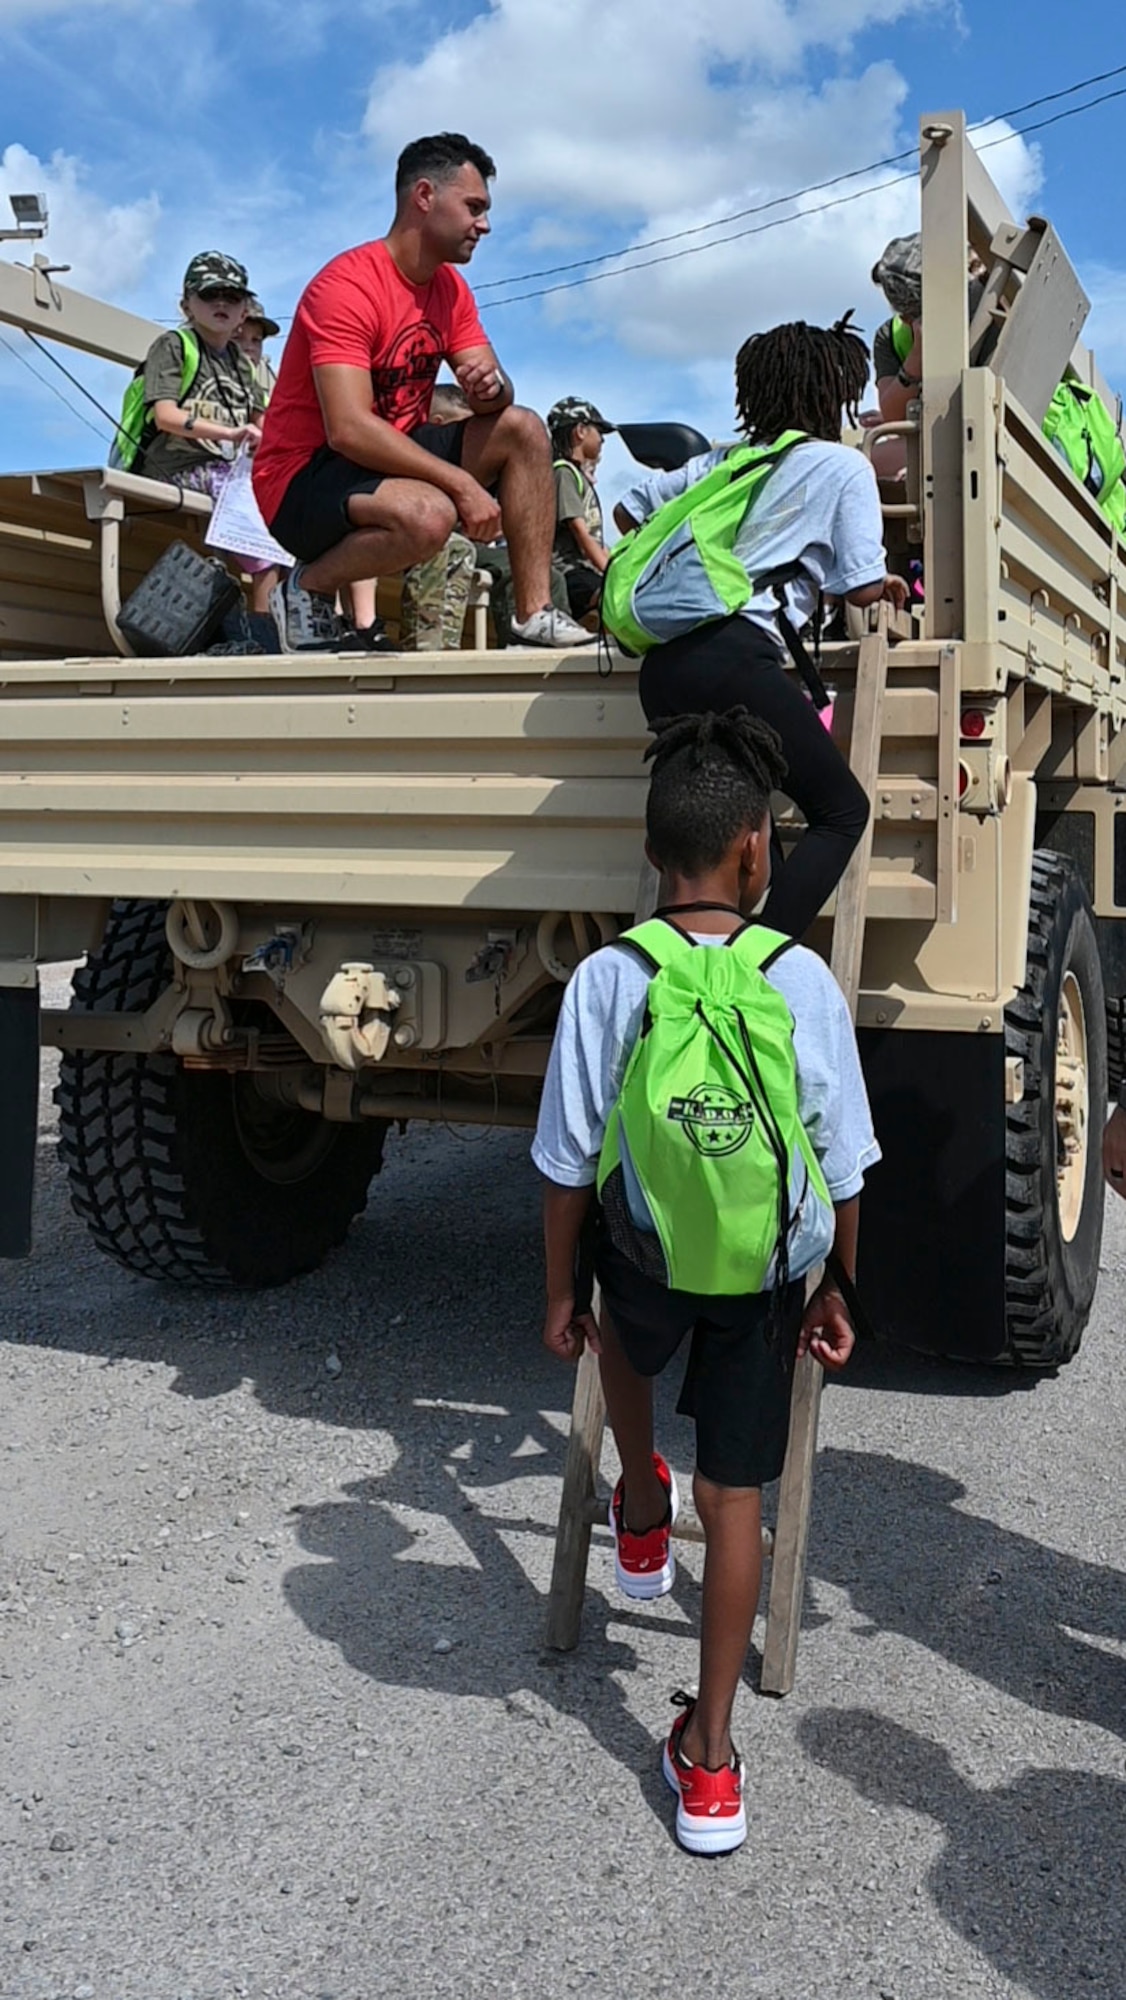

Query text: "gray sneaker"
[508, 605, 597, 648]
[269, 566, 343, 652]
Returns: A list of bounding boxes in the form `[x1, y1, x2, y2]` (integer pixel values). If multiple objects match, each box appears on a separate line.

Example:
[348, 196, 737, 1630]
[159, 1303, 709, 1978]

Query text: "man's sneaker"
[608, 1453, 679, 1599]
[508, 605, 597, 648]
[662, 1691, 747, 1856]
[269, 566, 343, 652]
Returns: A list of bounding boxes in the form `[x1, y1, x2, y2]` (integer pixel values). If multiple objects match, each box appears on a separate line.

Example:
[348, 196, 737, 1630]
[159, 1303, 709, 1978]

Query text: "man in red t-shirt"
[253, 131, 594, 652]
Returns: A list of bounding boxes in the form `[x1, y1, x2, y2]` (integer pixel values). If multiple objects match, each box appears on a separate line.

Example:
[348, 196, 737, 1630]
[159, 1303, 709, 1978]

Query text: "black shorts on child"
[594, 1234, 805, 1489]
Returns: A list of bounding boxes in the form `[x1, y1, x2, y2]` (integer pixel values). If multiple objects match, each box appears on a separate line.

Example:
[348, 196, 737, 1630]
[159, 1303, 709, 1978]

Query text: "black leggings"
[639, 617, 869, 939]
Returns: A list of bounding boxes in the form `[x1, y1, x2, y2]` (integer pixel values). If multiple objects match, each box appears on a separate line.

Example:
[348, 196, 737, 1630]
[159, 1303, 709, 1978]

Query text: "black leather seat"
[616, 422, 712, 472]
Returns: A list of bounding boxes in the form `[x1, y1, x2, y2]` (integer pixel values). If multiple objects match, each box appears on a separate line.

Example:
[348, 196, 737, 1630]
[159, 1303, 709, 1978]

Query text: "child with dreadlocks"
[533, 706, 879, 1856]
[614, 316, 908, 939]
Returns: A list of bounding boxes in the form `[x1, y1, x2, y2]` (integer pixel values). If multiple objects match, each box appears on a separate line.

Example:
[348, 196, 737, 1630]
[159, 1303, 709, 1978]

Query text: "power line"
[476, 59, 1126, 295]
[0, 328, 108, 442]
[483, 83, 1126, 310]
[157, 56, 1126, 333]
[22, 327, 130, 446]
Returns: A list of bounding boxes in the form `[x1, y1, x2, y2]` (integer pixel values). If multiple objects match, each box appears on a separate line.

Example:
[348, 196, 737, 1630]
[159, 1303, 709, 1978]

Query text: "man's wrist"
[428, 462, 470, 506]
[897, 365, 922, 388]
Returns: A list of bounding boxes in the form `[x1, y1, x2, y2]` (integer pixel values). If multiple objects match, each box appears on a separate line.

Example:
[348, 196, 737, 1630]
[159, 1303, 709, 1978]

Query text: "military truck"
[1, 111, 1123, 1368]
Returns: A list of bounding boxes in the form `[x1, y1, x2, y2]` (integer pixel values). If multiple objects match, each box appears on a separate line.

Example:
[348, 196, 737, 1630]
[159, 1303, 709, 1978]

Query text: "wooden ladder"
[544, 610, 890, 1681]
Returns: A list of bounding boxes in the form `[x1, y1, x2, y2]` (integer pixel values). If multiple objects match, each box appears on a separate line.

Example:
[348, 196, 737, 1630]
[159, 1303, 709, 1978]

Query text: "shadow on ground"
[800, 1707, 1125, 2000]
[10, 1130, 1123, 1783]
[810, 1449, 1126, 1741]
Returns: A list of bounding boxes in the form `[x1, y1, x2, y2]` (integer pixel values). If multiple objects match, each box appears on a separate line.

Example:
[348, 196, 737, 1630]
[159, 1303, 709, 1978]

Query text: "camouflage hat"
[547, 396, 615, 438]
[871, 233, 922, 320]
[243, 293, 280, 337]
[182, 250, 250, 298]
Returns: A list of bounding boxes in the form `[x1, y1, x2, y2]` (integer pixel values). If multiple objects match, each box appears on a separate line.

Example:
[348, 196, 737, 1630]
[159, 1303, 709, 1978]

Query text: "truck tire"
[1002, 852, 1106, 1366]
[55, 899, 385, 1287]
[1106, 996, 1125, 1093]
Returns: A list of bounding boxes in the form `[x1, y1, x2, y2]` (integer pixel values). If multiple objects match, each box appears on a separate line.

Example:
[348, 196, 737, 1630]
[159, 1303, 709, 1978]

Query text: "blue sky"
[1, 0, 1124, 507]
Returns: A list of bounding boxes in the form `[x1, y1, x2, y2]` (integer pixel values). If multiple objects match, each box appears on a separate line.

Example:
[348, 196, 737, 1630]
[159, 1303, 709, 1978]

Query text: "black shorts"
[268, 422, 467, 564]
[594, 1236, 804, 1489]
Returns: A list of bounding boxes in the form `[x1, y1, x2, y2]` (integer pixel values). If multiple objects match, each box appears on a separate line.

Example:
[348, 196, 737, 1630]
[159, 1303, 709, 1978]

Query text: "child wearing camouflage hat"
[140, 252, 280, 613]
[548, 396, 614, 622]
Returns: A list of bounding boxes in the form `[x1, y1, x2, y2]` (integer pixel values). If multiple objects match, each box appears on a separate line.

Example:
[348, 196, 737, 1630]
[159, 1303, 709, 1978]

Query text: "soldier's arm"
[449, 343, 513, 415]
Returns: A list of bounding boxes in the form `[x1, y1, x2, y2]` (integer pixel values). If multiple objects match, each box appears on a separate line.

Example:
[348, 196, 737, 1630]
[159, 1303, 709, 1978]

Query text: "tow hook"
[318, 962, 401, 1068]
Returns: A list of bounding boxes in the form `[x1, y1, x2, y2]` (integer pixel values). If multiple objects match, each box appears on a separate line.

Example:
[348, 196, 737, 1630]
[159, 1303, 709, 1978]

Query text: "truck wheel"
[55, 899, 386, 1287]
[1003, 852, 1106, 1365]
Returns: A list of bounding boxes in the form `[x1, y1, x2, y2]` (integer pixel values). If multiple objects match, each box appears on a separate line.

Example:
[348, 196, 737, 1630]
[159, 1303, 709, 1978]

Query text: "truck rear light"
[959, 760, 971, 797]
[961, 708, 987, 739]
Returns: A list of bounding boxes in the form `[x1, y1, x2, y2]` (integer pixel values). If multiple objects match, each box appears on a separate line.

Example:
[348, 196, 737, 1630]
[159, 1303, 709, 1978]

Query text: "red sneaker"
[608, 1453, 679, 1599]
[662, 1692, 747, 1855]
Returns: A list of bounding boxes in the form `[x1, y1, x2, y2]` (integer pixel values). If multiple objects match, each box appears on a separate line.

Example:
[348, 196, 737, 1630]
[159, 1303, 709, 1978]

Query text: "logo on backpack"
[667, 1084, 755, 1155]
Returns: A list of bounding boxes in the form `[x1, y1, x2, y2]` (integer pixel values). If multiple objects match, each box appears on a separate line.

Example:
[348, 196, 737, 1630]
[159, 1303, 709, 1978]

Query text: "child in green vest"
[533, 706, 879, 1856]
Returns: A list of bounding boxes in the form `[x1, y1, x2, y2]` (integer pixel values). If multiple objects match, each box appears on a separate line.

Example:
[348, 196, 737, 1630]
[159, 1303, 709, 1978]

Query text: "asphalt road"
[1, 968, 1123, 2000]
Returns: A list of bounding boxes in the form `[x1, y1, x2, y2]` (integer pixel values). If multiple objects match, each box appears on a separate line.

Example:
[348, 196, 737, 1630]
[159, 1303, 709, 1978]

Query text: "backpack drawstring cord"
[693, 999, 793, 1342]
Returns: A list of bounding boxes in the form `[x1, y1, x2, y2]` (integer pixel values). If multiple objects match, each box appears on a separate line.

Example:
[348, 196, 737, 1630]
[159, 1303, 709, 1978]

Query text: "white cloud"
[968, 119, 1043, 223]
[361, 2, 1049, 411]
[0, 143, 160, 298]
[364, 0, 944, 214]
[535, 111, 1043, 373]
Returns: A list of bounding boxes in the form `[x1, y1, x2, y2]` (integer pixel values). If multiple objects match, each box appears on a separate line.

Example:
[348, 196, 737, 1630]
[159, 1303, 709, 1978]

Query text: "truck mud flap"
[0, 985, 39, 1258]
[857, 1027, 1006, 1361]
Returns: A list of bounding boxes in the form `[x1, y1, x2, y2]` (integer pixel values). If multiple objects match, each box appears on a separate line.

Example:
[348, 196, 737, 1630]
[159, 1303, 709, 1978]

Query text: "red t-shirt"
[252, 239, 488, 524]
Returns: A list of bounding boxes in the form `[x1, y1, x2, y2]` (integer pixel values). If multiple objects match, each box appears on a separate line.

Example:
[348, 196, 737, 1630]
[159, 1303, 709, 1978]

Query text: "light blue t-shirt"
[531, 930, 881, 1284]
[617, 439, 886, 639]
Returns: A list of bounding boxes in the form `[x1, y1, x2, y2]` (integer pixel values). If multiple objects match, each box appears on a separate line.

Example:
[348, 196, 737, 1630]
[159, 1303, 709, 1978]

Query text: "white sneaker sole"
[266, 579, 296, 654]
[609, 1468, 680, 1600]
[662, 1742, 748, 1855]
[508, 622, 598, 648]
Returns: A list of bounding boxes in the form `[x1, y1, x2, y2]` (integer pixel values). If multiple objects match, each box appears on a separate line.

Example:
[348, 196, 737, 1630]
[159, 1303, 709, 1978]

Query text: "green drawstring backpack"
[596, 917, 833, 1297]
[1042, 380, 1126, 536]
[112, 328, 200, 472]
[600, 431, 807, 656]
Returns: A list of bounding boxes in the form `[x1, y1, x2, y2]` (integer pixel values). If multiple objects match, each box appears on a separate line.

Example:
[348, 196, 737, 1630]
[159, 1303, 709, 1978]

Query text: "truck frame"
[1, 111, 1124, 1366]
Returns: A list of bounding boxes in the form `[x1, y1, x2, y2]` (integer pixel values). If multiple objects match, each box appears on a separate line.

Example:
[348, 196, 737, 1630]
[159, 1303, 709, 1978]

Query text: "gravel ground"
[1, 966, 1124, 2000]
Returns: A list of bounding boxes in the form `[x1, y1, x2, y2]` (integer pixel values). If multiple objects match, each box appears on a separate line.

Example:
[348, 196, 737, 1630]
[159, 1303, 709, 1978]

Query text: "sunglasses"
[197, 287, 247, 305]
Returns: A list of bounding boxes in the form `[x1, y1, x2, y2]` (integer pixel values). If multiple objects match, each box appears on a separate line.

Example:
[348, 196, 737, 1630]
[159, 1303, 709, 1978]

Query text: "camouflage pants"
[472, 544, 569, 648]
[399, 532, 475, 650]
